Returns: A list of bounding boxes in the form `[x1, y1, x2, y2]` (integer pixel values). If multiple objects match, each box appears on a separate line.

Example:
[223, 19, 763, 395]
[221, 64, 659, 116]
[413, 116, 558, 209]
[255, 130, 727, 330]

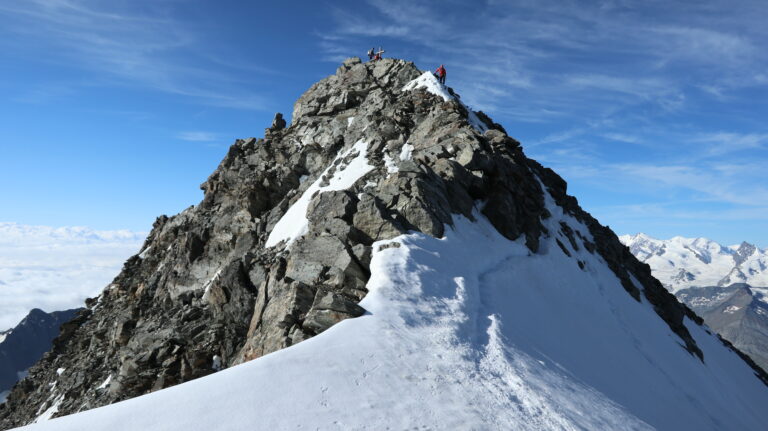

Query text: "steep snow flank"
[620, 234, 768, 292]
[265, 140, 373, 247]
[402, 72, 488, 133]
[16, 205, 768, 430]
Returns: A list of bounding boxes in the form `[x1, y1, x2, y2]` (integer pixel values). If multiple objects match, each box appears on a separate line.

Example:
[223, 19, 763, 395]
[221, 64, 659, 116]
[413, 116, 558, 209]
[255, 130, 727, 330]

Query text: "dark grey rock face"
[1, 57, 764, 427]
[0, 309, 81, 399]
[678, 284, 768, 371]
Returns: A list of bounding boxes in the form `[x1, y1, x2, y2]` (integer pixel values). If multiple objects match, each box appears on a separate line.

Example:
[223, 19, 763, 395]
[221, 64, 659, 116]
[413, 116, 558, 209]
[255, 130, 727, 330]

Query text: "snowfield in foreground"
[17, 195, 768, 430]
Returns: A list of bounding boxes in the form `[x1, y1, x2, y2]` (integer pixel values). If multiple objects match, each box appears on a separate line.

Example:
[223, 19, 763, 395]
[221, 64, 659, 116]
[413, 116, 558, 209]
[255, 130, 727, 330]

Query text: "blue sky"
[1, 0, 767, 247]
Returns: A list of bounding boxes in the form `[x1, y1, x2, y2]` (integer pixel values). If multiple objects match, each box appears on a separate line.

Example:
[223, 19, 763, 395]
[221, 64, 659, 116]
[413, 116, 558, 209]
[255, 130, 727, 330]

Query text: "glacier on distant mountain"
[619, 233, 768, 292]
[620, 234, 768, 372]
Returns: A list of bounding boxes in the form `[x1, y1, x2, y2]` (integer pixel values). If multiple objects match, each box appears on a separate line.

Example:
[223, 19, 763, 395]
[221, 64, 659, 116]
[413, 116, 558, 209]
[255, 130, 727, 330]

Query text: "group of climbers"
[365, 48, 447, 85]
[367, 47, 385, 61]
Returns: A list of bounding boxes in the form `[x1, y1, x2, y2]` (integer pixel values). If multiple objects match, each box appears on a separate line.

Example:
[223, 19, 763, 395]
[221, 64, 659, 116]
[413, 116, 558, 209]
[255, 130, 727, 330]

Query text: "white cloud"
[650, 26, 756, 65]
[602, 133, 641, 144]
[591, 161, 768, 207]
[0, 223, 144, 329]
[602, 202, 768, 223]
[564, 75, 672, 99]
[691, 132, 768, 156]
[177, 131, 219, 142]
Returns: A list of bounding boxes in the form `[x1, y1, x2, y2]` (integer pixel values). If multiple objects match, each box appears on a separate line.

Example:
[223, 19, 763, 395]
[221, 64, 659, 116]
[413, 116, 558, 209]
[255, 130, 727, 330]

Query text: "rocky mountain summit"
[2, 57, 767, 429]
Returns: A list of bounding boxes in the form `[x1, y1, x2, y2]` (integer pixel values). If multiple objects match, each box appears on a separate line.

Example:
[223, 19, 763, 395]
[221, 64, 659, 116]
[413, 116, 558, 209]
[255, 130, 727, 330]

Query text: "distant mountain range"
[676, 284, 768, 370]
[621, 234, 768, 371]
[619, 233, 768, 293]
[0, 308, 81, 403]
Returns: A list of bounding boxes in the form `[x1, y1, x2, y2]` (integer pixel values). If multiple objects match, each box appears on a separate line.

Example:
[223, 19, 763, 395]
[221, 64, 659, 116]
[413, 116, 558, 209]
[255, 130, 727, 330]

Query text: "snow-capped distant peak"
[620, 234, 768, 292]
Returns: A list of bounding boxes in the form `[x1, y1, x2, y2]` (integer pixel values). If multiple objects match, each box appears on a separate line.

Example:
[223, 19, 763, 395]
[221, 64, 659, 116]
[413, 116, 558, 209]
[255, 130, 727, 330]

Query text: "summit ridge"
[2, 58, 768, 430]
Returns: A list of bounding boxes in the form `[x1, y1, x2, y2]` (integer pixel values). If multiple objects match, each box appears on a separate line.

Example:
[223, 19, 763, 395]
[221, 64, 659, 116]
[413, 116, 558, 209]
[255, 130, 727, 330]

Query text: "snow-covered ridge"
[620, 233, 768, 292]
[16, 197, 768, 430]
[7, 57, 768, 429]
[402, 71, 489, 133]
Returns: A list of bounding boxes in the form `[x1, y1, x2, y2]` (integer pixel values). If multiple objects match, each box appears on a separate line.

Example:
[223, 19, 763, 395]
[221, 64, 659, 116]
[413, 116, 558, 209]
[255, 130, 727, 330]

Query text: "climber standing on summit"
[435, 64, 446, 84]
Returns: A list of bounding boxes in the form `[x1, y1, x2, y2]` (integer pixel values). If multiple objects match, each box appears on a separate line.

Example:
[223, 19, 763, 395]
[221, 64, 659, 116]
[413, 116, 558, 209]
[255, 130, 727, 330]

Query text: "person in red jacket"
[435, 64, 446, 84]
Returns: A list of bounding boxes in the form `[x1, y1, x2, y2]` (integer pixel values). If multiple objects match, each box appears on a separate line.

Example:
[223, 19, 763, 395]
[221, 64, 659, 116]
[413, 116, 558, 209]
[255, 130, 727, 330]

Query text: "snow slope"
[17, 192, 768, 430]
[619, 233, 768, 292]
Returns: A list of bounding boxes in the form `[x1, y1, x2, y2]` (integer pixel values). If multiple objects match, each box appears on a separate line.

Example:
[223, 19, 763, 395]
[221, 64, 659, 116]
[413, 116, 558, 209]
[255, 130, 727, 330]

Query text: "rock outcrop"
[2, 57, 766, 428]
[677, 283, 768, 371]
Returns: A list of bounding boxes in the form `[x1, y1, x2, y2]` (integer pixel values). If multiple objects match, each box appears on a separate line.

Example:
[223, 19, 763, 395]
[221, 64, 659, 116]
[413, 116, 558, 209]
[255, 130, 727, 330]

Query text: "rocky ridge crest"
[2, 57, 765, 428]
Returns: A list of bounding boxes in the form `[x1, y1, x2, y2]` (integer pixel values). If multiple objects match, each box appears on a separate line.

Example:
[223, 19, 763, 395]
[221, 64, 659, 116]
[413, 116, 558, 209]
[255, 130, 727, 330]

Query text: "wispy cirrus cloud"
[323, 0, 768, 122]
[0, 0, 269, 109]
[323, 0, 767, 245]
[177, 131, 220, 143]
[614, 163, 768, 206]
[649, 26, 757, 70]
[692, 132, 768, 156]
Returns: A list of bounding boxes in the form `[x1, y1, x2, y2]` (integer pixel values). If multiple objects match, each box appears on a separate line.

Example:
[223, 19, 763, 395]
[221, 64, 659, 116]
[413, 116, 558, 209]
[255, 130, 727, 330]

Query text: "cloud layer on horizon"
[0, 222, 144, 329]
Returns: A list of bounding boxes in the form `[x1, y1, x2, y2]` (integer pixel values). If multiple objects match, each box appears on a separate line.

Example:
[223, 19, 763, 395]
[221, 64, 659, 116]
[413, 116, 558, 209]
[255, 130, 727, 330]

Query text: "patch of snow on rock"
[96, 375, 112, 391]
[266, 140, 374, 248]
[402, 72, 488, 133]
[33, 396, 63, 423]
[401, 71, 454, 101]
[399, 143, 413, 161]
[383, 153, 399, 175]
